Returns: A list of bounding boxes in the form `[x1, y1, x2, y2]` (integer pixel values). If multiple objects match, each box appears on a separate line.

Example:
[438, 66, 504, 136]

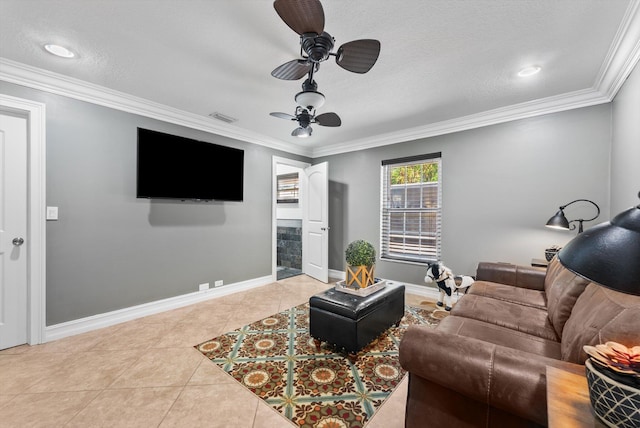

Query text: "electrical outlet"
[199, 283, 209, 291]
[214, 280, 223, 287]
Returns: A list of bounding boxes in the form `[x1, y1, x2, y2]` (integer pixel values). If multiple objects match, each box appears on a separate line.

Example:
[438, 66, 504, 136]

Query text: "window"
[277, 173, 299, 203]
[380, 153, 442, 264]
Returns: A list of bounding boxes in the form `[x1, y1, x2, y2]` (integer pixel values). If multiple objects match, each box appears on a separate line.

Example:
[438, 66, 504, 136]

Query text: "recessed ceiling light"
[518, 65, 542, 77]
[44, 44, 76, 58]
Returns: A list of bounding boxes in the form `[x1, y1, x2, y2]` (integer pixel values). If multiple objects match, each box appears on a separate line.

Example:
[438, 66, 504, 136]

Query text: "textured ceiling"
[1, 0, 639, 157]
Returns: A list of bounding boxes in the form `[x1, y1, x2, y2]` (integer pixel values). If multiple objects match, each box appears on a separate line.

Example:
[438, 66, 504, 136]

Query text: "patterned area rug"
[195, 302, 445, 428]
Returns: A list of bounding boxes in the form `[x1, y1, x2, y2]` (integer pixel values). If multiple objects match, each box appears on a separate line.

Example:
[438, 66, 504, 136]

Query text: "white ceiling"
[1, 0, 639, 158]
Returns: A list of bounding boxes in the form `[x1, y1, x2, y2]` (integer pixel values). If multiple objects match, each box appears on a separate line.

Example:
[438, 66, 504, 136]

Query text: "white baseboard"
[45, 275, 273, 342]
[45, 272, 462, 343]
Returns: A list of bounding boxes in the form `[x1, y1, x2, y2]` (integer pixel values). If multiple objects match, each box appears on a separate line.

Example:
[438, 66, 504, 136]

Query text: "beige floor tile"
[0, 390, 100, 427]
[152, 320, 226, 349]
[93, 321, 174, 351]
[137, 304, 200, 324]
[0, 352, 75, 394]
[242, 291, 283, 308]
[18, 330, 107, 354]
[0, 394, 16, 409]
[26, 349, 142, 393]
[66, 387, 182, 428]
[178, 305, 233, 327]
[211, 291, 248, 305]
[110, 347, 203, 388]
[187, 358, 238, 385]
[0, 344, 30, 355]
[223, 303, 282, 332]
[278, 297, 310, 311]
[159, 384, 260, 427]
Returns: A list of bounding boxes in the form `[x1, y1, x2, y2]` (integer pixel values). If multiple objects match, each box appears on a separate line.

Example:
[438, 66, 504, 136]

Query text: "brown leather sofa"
[399, 257, 640, 427]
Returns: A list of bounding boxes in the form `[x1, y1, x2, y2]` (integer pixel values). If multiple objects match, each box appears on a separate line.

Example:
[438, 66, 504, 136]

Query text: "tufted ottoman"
[309, 283, 405, 362]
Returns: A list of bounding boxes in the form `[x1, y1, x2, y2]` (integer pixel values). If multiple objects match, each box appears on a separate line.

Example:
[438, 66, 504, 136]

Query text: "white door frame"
[0, 94, 46, 345]
[272, 156, 310, 281]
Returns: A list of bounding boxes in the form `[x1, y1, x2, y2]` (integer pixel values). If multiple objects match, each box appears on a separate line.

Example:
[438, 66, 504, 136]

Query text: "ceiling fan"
[269, 0, 379, 137]
[270, 105, 341, 138]
[271, 0, 382, 80]
[271, 77, 341, 137]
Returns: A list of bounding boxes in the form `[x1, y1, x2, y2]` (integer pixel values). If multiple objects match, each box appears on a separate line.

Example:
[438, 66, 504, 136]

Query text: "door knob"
[12, 237, 24, 246]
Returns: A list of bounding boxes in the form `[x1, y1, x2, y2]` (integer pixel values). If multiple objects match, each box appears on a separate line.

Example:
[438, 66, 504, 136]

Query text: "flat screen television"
[136, 127, 244, 201]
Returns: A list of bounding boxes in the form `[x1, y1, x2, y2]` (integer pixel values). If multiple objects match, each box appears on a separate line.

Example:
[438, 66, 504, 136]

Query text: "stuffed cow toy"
[424, 262, 475, 311]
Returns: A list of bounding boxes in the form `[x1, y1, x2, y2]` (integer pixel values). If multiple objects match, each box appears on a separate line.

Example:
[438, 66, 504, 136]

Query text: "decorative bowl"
[544, 247, 560, 262]
[585, 359, 640, 428]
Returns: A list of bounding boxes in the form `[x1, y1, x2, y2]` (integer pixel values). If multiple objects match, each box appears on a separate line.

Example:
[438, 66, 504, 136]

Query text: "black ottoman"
[309, 283, 405, 361]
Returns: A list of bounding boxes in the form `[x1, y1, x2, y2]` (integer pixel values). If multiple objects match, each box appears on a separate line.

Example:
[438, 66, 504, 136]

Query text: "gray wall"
[0, 81, 310, 325]
[611, 62, 640, 214]
[319, 104, 613, 284]
[4, 61, 638, 324]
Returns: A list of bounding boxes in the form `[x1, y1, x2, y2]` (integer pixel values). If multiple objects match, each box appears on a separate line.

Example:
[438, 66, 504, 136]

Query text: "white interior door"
[0, 112, 29, 350]
[303, 162, 329, 283]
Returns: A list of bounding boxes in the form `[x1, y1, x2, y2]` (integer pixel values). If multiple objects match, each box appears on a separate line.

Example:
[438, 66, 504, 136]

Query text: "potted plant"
[345, 240, 376, 288]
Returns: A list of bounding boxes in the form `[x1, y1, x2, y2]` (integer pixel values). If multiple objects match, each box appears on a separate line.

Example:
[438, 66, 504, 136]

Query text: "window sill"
[380, 257, 435, 267]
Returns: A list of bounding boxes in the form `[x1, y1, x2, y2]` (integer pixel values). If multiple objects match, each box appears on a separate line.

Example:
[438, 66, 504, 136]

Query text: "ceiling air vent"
[209, 112, 238, 124]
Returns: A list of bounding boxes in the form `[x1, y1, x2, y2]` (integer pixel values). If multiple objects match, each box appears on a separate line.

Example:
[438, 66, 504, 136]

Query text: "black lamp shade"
[557, 202, 640, 295]
[546, 209, 570, 230]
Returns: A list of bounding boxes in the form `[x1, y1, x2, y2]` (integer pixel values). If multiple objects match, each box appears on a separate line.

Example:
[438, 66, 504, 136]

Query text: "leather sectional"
[399, 257, 640, 427]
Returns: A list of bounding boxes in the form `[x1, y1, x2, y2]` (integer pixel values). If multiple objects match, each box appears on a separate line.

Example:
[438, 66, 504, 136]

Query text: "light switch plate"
[46, 206, 59, 220]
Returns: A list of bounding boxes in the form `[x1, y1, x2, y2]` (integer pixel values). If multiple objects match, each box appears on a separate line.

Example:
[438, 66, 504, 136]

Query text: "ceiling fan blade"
[335, 39, 381, 74]
[274, 0, 324, 35]
[314, 112, 341, 127]
[270, 112, 296, 120]
[271, 59, 312, 80]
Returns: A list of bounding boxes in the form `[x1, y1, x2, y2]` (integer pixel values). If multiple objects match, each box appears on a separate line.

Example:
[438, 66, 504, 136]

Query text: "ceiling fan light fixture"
[295, 90, 325, 110]
[518, 65, 542, 77]
[292, 126, 312, 138]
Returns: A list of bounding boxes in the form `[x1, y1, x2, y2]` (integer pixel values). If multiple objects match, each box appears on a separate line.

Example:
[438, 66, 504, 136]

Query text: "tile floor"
[0, 275, 430, 427]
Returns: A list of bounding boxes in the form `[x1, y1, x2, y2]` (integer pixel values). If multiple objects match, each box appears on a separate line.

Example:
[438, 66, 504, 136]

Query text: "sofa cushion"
[476, 262, 545, 290]
[451, 294, 559, 342]
[561, 283, 640, 364]
[468, 280, 546, 309]
[544, 258, 590, 337]
[438, 315, 562, 359]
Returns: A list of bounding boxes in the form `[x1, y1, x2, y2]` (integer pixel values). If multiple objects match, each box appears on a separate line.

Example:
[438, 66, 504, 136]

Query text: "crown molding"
[0, 58, 312, 158]
[594, 0, 640, 100]
[311, 88, 610, 157]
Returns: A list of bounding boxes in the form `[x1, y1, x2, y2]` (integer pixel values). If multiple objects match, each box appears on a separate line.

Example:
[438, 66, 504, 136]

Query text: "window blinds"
[380, 153, 442, 264]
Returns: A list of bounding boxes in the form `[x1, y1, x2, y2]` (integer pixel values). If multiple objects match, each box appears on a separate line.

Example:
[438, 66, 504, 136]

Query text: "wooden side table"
[546, 365, 606, 427]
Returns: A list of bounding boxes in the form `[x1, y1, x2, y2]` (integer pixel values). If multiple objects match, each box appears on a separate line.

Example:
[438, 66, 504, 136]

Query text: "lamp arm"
[560, 199, 601, 223]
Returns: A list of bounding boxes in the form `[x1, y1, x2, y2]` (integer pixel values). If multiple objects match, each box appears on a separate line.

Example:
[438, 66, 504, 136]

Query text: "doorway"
[0, 94, 46, 349]
[273, 159, 307, 280]
[272, 157, 330, 283]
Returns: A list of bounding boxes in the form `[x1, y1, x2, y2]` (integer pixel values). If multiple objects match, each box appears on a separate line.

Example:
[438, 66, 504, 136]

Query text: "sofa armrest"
[399, 325, 582, 426]
[476, 262, 546, 290]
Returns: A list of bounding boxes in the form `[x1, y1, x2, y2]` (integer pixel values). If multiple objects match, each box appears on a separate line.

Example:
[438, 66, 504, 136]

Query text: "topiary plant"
[345, 240, 376, 267]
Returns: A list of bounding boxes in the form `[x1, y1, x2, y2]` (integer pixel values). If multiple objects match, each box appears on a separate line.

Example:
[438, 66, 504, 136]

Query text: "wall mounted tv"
[136, 127, 244, 201]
